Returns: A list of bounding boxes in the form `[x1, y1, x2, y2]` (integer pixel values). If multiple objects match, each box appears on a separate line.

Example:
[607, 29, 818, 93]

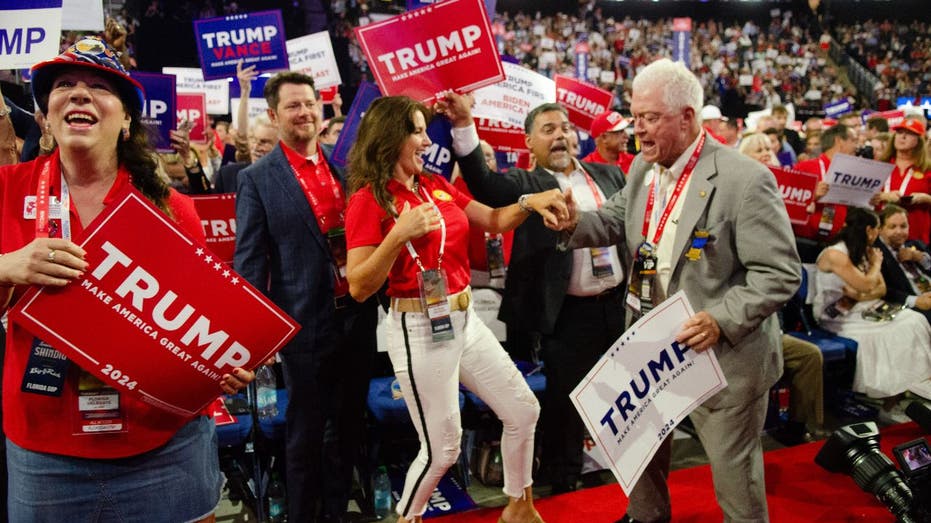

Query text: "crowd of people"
[1, 3, 931, 523]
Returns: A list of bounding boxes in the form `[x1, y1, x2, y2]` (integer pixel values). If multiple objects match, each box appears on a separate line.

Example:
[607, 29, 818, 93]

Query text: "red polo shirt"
[879, 163, 931, 244]
[793, 153, 847, 240]
[346, 174, 472, 297]
[280, 140, 345, 233]
[0, 152, 206, 459]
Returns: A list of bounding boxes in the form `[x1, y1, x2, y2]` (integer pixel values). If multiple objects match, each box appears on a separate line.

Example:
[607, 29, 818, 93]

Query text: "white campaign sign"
[62, 0, 103, 31]
[570, 291, 727, 495]
[0, 2, 62, 69]
[286, 31, 342, 90]
[163, 67, 231, 116]
[820, 153, 894, 208]
[471, 61, 555, 128]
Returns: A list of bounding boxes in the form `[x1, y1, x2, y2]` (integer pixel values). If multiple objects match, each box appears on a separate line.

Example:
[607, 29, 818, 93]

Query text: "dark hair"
[820, 124, 850, 151]
[879, 203, 907, 226]
[123, 108, 172, 215]
[836, 207, 879, 267]
[263, 71, 315, 111]
[866, 116, 889, 133]
[347, 96, 431, 217]
[324, 115, 346, 136]
[524, 103, 567, 134]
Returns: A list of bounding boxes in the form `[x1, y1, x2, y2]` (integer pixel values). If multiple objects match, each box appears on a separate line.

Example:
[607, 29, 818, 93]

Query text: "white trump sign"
[571, 291, 727, 495]
[0, 1, 63, 70]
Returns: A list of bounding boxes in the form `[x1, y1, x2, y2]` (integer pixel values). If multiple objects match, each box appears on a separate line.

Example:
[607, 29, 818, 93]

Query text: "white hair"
[632, 59, 703, 116]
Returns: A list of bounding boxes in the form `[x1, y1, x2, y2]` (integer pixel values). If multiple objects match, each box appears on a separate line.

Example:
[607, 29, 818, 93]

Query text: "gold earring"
[121, 127, 130, 142]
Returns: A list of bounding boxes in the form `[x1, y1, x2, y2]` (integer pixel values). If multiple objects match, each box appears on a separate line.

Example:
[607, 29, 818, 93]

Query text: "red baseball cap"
[892, 119, 926, 136]
[590, 111, 630, 139]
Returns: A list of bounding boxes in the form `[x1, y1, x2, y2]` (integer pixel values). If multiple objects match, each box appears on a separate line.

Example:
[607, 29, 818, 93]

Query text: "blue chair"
[785, 266, 858, 363]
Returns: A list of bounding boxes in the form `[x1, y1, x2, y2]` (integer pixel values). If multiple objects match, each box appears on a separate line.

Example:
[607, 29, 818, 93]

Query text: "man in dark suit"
[877, 204, 931, 325]
[558, 59, 800, 523]
[213, 115, 278, 194]
[234, 72, 377, 523]
[438, 98, 626, 494]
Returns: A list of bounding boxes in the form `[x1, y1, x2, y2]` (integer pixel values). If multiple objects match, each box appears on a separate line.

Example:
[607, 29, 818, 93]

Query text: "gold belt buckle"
[457, 291, 470, 310]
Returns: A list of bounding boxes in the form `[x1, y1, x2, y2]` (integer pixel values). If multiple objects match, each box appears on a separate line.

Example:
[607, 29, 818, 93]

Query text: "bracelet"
[517, 194, 534, 213]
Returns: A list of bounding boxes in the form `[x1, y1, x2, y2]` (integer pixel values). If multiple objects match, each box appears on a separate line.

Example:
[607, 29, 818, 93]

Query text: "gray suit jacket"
[568, 137, 801, 408]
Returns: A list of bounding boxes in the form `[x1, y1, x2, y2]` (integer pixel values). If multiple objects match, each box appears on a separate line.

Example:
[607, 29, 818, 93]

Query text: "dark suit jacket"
[456, 145, 625, 335]
[877, 239, 931, 305]
[234, 144, 371, 356]
[214, 161, 248, 194]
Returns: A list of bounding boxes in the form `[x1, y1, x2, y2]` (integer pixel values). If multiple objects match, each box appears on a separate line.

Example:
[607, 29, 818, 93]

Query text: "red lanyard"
[34, 157, 71, 240]
[289, 150, 346, 233]
[580, 168, 604, 207]
[641, 132, 706, 243]
[35, 161, 52, 238]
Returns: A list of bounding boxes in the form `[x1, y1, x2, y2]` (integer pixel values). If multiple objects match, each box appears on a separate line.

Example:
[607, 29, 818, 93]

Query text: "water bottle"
[267, 473, 287, 522]
[373, 466, 392, 518]
[256, 365, 278, 420]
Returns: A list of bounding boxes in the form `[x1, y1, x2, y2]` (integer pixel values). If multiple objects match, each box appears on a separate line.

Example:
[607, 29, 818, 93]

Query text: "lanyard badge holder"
[403, 182, 454, 343]
[484, 233, 507, 282]
[819, 205, 835, 237]
[627, 242, 657, 318]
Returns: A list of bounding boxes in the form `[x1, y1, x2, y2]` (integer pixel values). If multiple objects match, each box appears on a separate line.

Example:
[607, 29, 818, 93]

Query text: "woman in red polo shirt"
[0, 38, 253, 521]
[874, 119, 931, 243]
[345, 96, 565, 523]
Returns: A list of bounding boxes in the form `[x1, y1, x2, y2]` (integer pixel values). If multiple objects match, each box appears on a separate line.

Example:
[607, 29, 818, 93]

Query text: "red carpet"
[434, 423, 925, 523]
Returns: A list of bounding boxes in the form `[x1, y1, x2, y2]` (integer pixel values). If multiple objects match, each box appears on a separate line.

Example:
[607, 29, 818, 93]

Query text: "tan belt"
[391, 288, 472, 313]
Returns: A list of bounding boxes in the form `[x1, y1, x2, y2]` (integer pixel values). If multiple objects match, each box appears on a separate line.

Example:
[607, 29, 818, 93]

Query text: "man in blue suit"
[234, 71, 378, 523]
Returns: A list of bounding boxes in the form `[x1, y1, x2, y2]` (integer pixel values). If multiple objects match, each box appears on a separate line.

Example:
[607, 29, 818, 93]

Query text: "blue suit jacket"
[233, 144, 373, 356]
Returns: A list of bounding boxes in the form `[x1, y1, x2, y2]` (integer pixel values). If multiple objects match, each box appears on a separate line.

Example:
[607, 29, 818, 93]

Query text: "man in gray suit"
[235, 72, 377, 523]
[556, 59, 800, 522]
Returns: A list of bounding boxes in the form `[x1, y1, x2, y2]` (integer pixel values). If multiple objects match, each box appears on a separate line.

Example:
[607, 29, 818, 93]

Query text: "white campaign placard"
[571, 291, 727, 495]
[820, 153, 894, 208]
[229, 97, 269, 121]
[471, 61, 555, 128]
[0, 1, 63, 70]
[162, 67, 230, 116]
[286, 31, 342, 90]
[62, 0, 103, 31]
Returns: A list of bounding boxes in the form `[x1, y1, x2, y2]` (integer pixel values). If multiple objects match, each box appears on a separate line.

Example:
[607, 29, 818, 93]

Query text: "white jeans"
[385, 305, 540, 519]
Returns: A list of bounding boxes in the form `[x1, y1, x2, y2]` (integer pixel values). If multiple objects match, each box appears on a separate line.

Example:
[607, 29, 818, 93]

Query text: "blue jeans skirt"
[6, 416, 222, 522]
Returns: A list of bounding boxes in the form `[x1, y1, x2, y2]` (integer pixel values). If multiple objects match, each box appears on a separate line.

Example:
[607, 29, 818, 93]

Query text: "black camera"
[855, 144, 875, 159]
[815, 421, 931, 522]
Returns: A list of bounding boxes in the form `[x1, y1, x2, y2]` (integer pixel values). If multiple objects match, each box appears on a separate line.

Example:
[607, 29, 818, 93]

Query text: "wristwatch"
[517, 194, 534, 213]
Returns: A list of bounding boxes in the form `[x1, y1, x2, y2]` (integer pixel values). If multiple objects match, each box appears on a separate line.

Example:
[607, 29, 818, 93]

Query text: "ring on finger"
[48, 249, 56, 263]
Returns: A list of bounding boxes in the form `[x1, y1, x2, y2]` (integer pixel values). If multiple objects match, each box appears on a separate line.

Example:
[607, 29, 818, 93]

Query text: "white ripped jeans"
[385, 305, 540, 519]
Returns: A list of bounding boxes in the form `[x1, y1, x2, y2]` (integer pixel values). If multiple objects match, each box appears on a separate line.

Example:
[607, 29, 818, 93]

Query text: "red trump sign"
[12, 189, 299, 417]
[177, 92, 208, 144]
[475, 117, 528, 153]
[770, 166, 819, 226]
[555, 75, 614, 132]
[191, 194, 236, 264]
[354, 0, 503, 103]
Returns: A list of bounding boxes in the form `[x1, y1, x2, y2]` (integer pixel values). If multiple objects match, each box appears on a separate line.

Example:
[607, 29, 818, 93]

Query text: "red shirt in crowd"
[879, 163, 931, 244]
[451, 177, 513, 271]
[0, 152, 207, 459]
[581, 148, 636, 176]
[793, 153, 848, 240]
[346, 174, 473, 297]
